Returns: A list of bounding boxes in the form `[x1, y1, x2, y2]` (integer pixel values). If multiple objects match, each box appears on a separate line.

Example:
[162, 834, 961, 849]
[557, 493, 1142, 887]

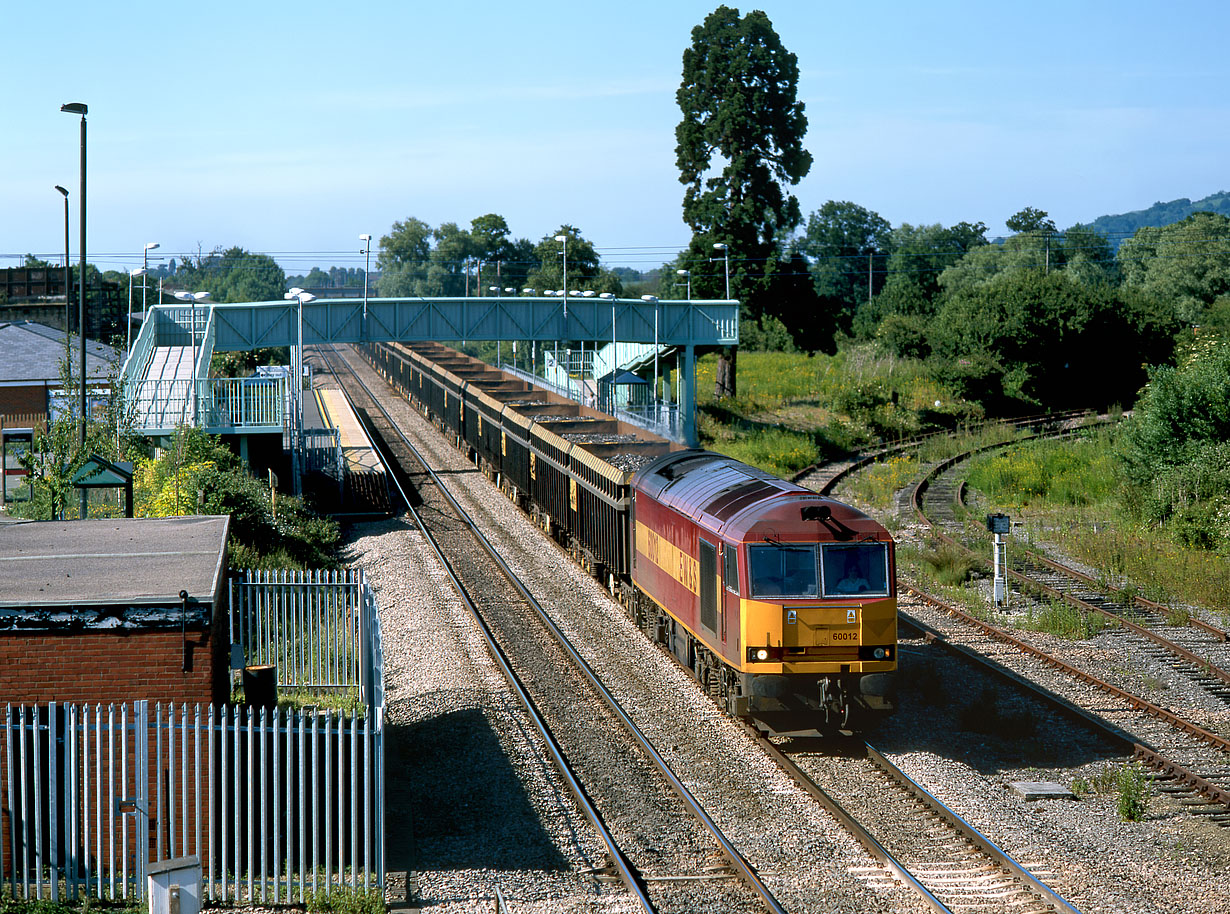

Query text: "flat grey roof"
[0, 321, 118, 385]
[0, 516, 229, 607]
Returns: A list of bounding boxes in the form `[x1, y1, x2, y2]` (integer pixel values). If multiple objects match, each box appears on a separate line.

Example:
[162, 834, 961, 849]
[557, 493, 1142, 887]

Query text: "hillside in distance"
[1085, 190, 1230, 247]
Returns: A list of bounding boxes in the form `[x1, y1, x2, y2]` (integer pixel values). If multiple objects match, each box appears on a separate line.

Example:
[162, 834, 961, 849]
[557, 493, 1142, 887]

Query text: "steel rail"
[1015, 546, 1228, 642]
[864, 743, 1083, 914]
[313, 347, 657, 914]
[322, 345, 789, 914]
[904, 584, 1230, 800]
[752, 726, 1082, 913]
[793, 408, 1098, 496]
[954, 476, 1229, 642]
[913, 447, 1230, 695]
[747, 728, 954, 914]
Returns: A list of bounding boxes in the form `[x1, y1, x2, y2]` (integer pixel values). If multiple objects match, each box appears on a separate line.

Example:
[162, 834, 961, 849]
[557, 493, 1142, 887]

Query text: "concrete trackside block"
[148, 855, 202, 914]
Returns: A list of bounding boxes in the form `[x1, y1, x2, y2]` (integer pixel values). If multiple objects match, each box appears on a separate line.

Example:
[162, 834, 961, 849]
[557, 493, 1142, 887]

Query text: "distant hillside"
[1085, 191, 1230, 247]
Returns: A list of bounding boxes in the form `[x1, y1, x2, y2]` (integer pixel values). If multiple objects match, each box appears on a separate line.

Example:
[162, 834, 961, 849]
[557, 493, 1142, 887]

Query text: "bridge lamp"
[172, 290, 211, 424]
[359, 233, 372, 324]
[284, 288, 316, 476]
[143, 242, 160, 323]
[676, 269, 691, 299]
[712, 243, 729, 299]
[127, 268, 146, 353]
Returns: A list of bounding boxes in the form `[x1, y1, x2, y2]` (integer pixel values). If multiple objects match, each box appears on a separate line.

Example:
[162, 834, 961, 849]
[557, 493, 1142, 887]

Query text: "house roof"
[0, 515, 229, 609]
[0, 321, 118, 385]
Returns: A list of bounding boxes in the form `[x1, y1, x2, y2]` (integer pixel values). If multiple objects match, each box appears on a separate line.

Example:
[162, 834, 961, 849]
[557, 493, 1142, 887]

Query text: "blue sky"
[3, 1, 1228, 277]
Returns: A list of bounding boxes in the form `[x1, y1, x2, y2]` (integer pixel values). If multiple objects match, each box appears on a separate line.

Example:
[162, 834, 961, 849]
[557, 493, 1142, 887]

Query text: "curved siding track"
[907, 442, 1230, 823]
[319, 351, 1230, 912]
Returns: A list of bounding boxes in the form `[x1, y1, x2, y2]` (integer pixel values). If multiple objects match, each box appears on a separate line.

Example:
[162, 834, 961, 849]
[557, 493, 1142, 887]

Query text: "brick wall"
[0, 383, 47, 425]
[0, 614, 227, 707]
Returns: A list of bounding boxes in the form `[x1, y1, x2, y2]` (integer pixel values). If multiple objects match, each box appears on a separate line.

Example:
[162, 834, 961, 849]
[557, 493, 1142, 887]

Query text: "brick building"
[0, 515, 230, 705]
[0, 320, 119, 429]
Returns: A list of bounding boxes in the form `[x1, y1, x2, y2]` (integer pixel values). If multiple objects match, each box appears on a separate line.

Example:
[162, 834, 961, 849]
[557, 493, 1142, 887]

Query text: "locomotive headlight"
[754, 648, 769, 661]
[873, 648, 886, 659]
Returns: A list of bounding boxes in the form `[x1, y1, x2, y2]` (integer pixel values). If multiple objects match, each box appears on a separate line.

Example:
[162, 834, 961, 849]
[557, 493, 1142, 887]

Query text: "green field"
[696, 345, 982, 477]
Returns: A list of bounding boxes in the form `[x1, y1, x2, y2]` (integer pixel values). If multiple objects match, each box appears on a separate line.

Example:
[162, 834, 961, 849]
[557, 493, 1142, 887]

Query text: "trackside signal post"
[987, 513, 1010, 607]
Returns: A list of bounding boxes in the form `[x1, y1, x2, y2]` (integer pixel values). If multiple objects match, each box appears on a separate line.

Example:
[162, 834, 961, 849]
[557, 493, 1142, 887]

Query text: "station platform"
[308, 388, 391, 515]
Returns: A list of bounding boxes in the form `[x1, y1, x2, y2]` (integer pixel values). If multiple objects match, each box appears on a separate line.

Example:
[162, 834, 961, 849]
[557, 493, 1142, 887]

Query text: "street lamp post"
[60, 102, 87, 462]
[284, 288, 316, 492]
[143, 242, 159, 331]
[642, 294, 660, 406]
[359, 233, 372, 329]
[173, 290, 211, 425]
[54, 186, 70, 334]
[712, 242, 729, 299]
[555, 234, 568, 317]
[127, 268, 146, 353]
[676, 269, 691, 299]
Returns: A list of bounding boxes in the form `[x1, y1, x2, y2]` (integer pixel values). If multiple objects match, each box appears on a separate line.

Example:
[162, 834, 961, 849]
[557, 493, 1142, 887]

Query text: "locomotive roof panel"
[722, 494, 887, 543]
[632, 449, 887, 542]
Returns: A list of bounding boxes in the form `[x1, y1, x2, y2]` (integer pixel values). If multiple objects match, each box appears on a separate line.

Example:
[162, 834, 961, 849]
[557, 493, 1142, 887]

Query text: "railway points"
[306, 344, 1229, 912]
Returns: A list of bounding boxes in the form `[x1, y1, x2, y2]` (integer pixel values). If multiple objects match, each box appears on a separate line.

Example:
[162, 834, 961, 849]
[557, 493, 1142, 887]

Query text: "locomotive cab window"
[723, 544, 739, 595]
[821, 543, 890, 597]
[748, 544, 818, 598]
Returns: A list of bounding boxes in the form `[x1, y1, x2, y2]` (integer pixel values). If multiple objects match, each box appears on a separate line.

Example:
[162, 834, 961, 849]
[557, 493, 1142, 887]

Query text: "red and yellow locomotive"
[362, 341, 897, 733]
[631, 450, 896, 732]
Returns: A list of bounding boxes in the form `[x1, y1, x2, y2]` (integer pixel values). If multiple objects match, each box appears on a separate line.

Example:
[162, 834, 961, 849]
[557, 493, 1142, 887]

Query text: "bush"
[919, 542, 977, 586]
[306, 887, 386, 914]
[135, 428, 339, 569]
[1135, 441, 1230, 550]
[1117, 763, 1151, 821]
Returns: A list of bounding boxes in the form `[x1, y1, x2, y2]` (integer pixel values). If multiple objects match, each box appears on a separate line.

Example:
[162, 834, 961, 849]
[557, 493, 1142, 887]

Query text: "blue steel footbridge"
[121, 294, 740, 447]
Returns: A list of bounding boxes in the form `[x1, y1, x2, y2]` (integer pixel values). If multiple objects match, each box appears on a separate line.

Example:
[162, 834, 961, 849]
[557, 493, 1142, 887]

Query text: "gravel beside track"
[344, 517, 621, 912]
[328, 348, 1230, 912]
[874, 592, 1230, 914]
[324, 347, 936, 914]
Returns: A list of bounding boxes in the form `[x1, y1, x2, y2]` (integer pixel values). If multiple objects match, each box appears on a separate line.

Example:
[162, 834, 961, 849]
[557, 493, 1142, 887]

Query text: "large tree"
[524, 225, 621, 295]
[376, 217, 433, 297]
[675, 5, 811, 303]
[796, 201, 894, 332]
[676, 5, 813, 385]
[171, 247, 285, 304]
[926, 269, 1175, 411]
[1118, 211, 1230, 325]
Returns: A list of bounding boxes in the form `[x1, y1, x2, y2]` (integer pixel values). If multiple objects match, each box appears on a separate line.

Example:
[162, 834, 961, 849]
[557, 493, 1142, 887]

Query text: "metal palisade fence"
[1, 570, 386, 902]
[230, 568, 380, 703]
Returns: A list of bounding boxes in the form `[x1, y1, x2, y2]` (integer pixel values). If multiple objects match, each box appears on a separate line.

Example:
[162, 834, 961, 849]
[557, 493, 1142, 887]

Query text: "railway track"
[319, 342, 1098, 913]
[793, 409, 1098, 496]
[907, 442, 1230, 823]
[757, 733, 1081, 914]
[315, 345, 789, 913]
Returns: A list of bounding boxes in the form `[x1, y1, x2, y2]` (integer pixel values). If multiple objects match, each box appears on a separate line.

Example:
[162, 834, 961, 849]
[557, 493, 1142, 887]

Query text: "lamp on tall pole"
[143, 242, 159, 327]
[712, 242, 729, 299]
[127, 268, 146, 353]
[359, 233, 372, 327]
[54, 186, 70, 335]
[676, 268, 691, 299]
[642, 294, 660, 405]
[173, 290, 211, 424]
[555, 233, 568, 317]
[284, 288, 316, 489]
[60, 102, 87, 462]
